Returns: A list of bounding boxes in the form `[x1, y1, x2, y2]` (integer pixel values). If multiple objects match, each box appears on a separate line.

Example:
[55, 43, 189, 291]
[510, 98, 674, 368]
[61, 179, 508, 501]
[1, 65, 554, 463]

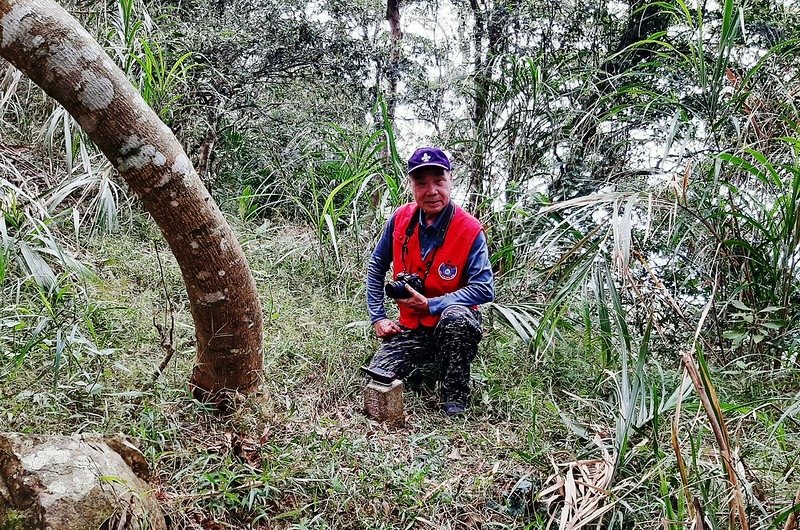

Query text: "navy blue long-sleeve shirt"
[367, 204, 495, 324]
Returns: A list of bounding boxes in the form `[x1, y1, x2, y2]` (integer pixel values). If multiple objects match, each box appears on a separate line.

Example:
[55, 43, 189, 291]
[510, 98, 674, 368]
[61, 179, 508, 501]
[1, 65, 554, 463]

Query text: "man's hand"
[396, 285, 430, 315]
[374, 318, 402, 338]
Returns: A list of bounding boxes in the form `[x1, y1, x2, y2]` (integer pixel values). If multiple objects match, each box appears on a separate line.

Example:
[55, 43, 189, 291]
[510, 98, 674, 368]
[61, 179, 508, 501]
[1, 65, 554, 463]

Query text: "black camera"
[384, 272, 424, 299]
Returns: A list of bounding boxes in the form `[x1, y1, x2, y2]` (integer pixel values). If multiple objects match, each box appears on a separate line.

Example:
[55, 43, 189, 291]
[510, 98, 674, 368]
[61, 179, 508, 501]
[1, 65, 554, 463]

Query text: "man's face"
[410, 168, 453, 219]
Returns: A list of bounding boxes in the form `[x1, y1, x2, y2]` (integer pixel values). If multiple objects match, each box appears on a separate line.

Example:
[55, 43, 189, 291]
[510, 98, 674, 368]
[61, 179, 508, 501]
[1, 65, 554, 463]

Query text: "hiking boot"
[442, 402, 466, 417]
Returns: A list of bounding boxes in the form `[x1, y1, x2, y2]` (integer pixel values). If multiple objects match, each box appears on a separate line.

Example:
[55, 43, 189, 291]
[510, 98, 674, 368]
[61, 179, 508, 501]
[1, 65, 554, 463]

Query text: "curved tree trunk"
[0, 0, 263, 397]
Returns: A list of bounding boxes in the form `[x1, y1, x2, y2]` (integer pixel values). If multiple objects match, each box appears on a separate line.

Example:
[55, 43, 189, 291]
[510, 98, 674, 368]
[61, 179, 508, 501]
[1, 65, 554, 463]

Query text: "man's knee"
[439, 305, 471, 325]
[438, 306, 481, 338]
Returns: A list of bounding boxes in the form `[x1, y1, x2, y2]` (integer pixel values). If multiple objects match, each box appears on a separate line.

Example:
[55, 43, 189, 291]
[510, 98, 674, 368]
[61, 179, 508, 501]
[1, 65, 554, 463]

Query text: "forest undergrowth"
[3, 0, 800, 524]
[0, 213, 798, 529]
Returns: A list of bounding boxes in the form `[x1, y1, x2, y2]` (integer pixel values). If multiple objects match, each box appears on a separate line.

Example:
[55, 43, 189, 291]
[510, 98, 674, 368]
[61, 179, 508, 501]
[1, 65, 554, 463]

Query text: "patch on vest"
[438, 262, 458, 280]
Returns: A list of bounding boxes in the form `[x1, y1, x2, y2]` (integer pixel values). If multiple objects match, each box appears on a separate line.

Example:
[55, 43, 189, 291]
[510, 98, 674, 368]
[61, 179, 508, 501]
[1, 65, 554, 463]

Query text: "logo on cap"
[407, 146, 451, 174]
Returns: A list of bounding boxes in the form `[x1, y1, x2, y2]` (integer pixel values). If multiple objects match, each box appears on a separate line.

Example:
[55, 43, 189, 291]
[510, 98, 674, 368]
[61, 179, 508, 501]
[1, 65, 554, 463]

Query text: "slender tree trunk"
[0, 0, 263, 398]
[385, 0, 402, 121]
[196, 126, 218, 186]
[469, 0, 487, 214]
[468, 0, 512, 215]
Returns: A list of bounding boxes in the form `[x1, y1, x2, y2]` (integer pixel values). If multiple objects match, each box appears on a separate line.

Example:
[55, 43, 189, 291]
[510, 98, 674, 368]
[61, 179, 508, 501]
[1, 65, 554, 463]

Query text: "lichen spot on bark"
[218, 270, 226, 277]
[77, 72, 114, 111]
[80, 43, 103, 62]
[117, 136, 167, 172]
[196, 270, 211, 280]
[1, 2, 35, 49]
[190, 241, 200, 249]
[170, 200, 179, 207]
[172, 153, 193, 178]
[220, 238, 228, 251]
[48, 44, 80, 81]
[201, 291, 226, 304]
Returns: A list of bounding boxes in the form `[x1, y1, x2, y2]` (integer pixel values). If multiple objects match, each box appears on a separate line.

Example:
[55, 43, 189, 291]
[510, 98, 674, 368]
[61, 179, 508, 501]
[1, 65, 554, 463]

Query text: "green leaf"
[729, 300, 750, 311]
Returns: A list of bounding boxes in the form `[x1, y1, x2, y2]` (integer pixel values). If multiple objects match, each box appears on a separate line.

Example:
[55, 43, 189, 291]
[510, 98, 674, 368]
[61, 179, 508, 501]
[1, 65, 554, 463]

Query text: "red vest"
[392, 202, 482, 329]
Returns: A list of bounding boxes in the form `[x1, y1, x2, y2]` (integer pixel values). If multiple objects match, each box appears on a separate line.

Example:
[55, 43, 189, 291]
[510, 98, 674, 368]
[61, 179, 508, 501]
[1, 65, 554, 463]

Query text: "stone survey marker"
[363, 379, 405, 422]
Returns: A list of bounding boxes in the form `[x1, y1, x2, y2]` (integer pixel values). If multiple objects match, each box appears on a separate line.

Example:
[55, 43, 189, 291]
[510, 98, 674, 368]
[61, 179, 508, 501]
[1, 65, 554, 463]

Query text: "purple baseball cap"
[407, 147, 451, 175]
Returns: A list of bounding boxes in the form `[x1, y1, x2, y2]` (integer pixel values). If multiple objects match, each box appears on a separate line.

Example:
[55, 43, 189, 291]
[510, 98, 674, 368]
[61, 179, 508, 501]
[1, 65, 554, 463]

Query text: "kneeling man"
[365, 147, 495, 416]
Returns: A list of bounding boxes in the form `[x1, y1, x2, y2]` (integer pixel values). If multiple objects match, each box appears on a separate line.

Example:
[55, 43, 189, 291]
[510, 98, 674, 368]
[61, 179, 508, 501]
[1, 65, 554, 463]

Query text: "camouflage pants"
[368, 306, 483, 405]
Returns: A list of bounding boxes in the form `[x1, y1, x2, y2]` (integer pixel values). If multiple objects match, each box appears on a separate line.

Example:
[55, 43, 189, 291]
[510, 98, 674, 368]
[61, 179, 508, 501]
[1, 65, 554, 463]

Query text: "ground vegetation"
[1, 0, 800, 527]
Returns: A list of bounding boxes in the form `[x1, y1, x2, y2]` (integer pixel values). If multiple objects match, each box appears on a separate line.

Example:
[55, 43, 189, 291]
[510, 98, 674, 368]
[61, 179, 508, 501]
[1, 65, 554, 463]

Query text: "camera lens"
[384, 280, 408, 299]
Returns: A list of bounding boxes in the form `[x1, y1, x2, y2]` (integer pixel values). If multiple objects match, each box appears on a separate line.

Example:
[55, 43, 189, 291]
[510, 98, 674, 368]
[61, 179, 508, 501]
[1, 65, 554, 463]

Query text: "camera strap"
[400, 202, 455, 286]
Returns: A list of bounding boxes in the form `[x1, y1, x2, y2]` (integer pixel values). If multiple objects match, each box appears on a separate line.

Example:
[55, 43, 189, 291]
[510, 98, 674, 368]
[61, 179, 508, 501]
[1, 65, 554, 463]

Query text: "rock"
[0, 433, 166, 530]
